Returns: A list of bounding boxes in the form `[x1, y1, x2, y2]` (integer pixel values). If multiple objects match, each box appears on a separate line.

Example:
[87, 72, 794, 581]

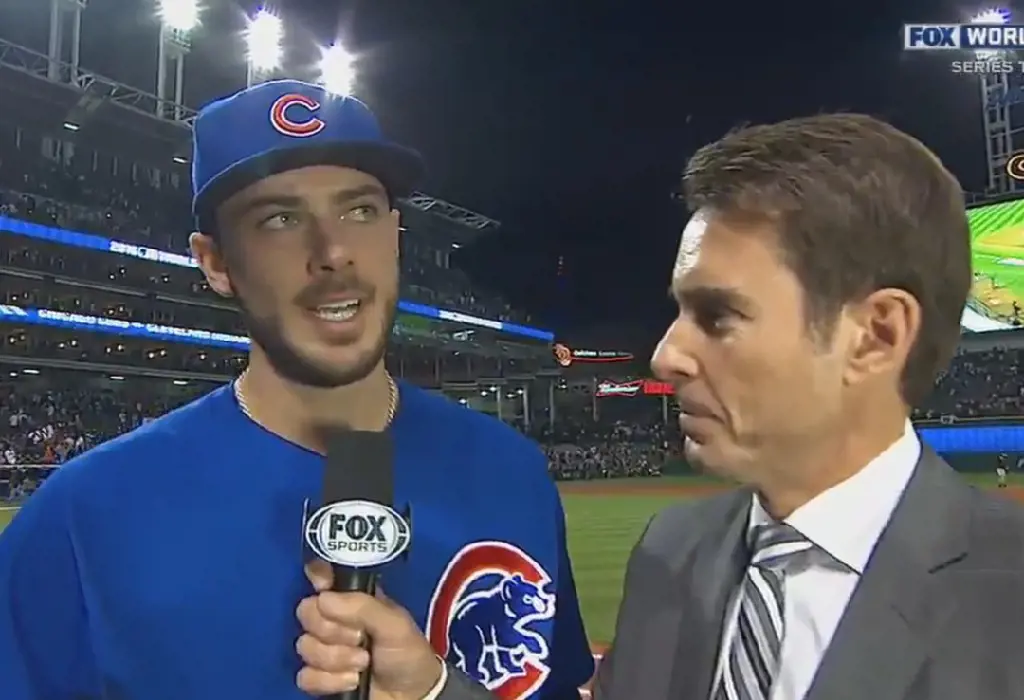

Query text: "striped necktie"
[713, 522, 813, 700]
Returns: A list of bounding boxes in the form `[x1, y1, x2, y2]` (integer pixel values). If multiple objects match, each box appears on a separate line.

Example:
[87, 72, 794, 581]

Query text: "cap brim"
[193, 141, 424, 228]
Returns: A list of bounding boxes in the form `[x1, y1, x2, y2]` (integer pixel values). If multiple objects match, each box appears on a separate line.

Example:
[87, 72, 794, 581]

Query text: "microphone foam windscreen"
[321, 429, 394, 507]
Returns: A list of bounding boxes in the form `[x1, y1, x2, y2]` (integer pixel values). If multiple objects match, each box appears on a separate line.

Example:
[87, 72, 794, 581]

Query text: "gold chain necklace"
[233, 370, 399, 427]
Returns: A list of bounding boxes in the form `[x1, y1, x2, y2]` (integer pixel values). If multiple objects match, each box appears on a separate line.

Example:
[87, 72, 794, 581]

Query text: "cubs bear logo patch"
[426, 541, 556, 699]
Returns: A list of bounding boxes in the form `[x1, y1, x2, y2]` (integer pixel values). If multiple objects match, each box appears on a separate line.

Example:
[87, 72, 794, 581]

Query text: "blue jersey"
[0, 383, 593, 699]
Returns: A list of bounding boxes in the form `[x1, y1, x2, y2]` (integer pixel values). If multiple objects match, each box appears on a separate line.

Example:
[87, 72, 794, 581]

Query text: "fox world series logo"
[426, 541, 556, 699]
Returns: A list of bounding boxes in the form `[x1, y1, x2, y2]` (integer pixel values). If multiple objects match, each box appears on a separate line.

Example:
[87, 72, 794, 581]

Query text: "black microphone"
[304, 430, 412, 700]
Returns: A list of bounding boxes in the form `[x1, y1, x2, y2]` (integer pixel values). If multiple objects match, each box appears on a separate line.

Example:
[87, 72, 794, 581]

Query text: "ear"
[189, 232, 234, 299]
[842, 287, 921, 389]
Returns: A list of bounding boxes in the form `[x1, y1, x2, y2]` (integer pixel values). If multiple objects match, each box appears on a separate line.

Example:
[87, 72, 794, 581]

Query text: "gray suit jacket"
[591, 448, 1024, 700]
[435, 662, 583, 700]
[436, 664, 496, 700]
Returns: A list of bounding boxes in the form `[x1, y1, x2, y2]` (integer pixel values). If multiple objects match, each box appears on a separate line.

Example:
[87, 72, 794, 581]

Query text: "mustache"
[294, 274, 375, 307]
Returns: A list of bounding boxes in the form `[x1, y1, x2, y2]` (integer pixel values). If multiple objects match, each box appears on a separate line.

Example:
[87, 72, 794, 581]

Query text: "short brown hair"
[682, 113, 971, 406]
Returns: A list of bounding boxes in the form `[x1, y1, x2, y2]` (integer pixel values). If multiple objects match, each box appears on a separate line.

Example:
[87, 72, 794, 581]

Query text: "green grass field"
[562, 488, 680, 644]
[968, 198, 1024, 321]
[1, 474, 1020, 648]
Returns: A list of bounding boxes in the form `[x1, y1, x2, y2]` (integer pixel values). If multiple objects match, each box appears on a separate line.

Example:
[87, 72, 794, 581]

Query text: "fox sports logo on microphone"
[305, 500, 411, 568]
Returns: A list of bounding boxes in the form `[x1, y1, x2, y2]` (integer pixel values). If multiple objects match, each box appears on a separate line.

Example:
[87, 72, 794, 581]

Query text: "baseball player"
[0, 80, 593, 700]
[997, 452, 1009, 488]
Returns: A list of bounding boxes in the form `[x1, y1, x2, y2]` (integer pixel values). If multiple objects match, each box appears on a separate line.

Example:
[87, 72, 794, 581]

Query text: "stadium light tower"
[46, 0, 88, 84]
[318, 43, 356, 95]
[156, 0, 201, 122]
[245, 10, 283, 87]
[971, 8, 1020, 194]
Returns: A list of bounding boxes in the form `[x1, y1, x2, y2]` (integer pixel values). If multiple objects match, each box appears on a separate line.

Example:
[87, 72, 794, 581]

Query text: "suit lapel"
[804, 448, 970, 700]
[667, 492, 751, 700]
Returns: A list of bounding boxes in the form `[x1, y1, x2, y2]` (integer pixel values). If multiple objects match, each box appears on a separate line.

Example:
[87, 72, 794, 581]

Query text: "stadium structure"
[950, 10, 1024, 331]
[976, 9, 1024, 196]
[0, 0, 564, 431]
[5, 8, 1024, 694]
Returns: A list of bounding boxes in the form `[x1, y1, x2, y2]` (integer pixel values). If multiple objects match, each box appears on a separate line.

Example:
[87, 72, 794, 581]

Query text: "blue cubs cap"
[191, 79, 424, 229]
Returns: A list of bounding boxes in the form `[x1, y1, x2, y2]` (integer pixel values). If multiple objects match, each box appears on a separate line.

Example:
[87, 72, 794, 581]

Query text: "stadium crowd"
[0, 377, 671, 496]
[912, 346, 1024, 421]
[533, 419, 669, 480]
[0, 381, 174, 499]
[4, 342, 1024, 499]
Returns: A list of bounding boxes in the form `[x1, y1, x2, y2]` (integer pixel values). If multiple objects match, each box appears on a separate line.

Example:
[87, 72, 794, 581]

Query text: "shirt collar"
[749, 420, 920, 573]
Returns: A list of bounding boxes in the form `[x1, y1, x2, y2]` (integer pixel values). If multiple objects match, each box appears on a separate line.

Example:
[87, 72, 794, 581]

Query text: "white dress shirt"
[711, 420, 921, 700]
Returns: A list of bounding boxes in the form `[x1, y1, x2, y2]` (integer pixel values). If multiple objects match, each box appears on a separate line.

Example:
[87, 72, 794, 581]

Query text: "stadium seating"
[912, 347, 1024, 421]
[0, 369, 668, 492]
[5, 342, 1024, 495]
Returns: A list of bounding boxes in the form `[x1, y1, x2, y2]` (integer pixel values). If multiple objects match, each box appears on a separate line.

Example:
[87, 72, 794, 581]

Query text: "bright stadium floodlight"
[971, 8, 1011, 60]
[157, 0, 200, 32]
[318, 43, 356, 95]
[246, 10, 284, 74]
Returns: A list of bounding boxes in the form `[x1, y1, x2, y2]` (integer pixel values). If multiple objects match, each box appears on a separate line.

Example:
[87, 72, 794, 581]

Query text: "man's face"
[191, 165, 400, 388]
[651, 210, 848, 481]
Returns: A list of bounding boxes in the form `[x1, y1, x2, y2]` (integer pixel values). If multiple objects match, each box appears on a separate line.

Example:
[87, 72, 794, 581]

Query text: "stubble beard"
[238, 294, 396, 389]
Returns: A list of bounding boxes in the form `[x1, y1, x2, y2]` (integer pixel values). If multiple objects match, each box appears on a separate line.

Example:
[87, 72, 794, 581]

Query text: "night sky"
[0, 0, 991, 350]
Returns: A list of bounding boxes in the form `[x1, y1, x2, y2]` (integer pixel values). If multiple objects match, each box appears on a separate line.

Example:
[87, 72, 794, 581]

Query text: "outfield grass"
[0, 473, 1019, 648]
[562, 490, 679, 643]
[968, 198, 1024, 320]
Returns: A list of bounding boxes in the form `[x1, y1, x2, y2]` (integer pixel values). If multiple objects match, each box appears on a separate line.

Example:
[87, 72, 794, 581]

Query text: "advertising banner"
[553, 343, 633, 367]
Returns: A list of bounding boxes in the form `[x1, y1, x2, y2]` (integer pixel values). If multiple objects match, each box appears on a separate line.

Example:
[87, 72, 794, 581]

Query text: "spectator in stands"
[0, 381, 172, 468]
[913, 345, 1024, 420]
[536, 419, 668, 480]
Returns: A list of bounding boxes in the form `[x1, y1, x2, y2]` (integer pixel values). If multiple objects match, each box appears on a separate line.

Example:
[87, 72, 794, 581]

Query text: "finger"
[296, 634, 370, 672]
[296, 596, 364, 645]
[373, 585, 401, 613]
[296, 667, 361, 696]
[314, 590, 375, 626]
[317, 590, 412, 645]
[305, 560, 334, 593]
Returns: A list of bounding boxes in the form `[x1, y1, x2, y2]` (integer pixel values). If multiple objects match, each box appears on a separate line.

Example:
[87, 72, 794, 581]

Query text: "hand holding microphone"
[296, 560, 443, 699]
[297, 429, 442, 700]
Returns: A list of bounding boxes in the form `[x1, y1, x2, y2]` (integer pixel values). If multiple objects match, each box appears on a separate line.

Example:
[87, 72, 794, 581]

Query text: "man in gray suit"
[592, 114, 1024, 700]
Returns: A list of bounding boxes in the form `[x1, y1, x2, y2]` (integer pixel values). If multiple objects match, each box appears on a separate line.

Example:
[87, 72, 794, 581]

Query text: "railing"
[0, 464, 58, 504]
[913, 414, 1024, 427]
